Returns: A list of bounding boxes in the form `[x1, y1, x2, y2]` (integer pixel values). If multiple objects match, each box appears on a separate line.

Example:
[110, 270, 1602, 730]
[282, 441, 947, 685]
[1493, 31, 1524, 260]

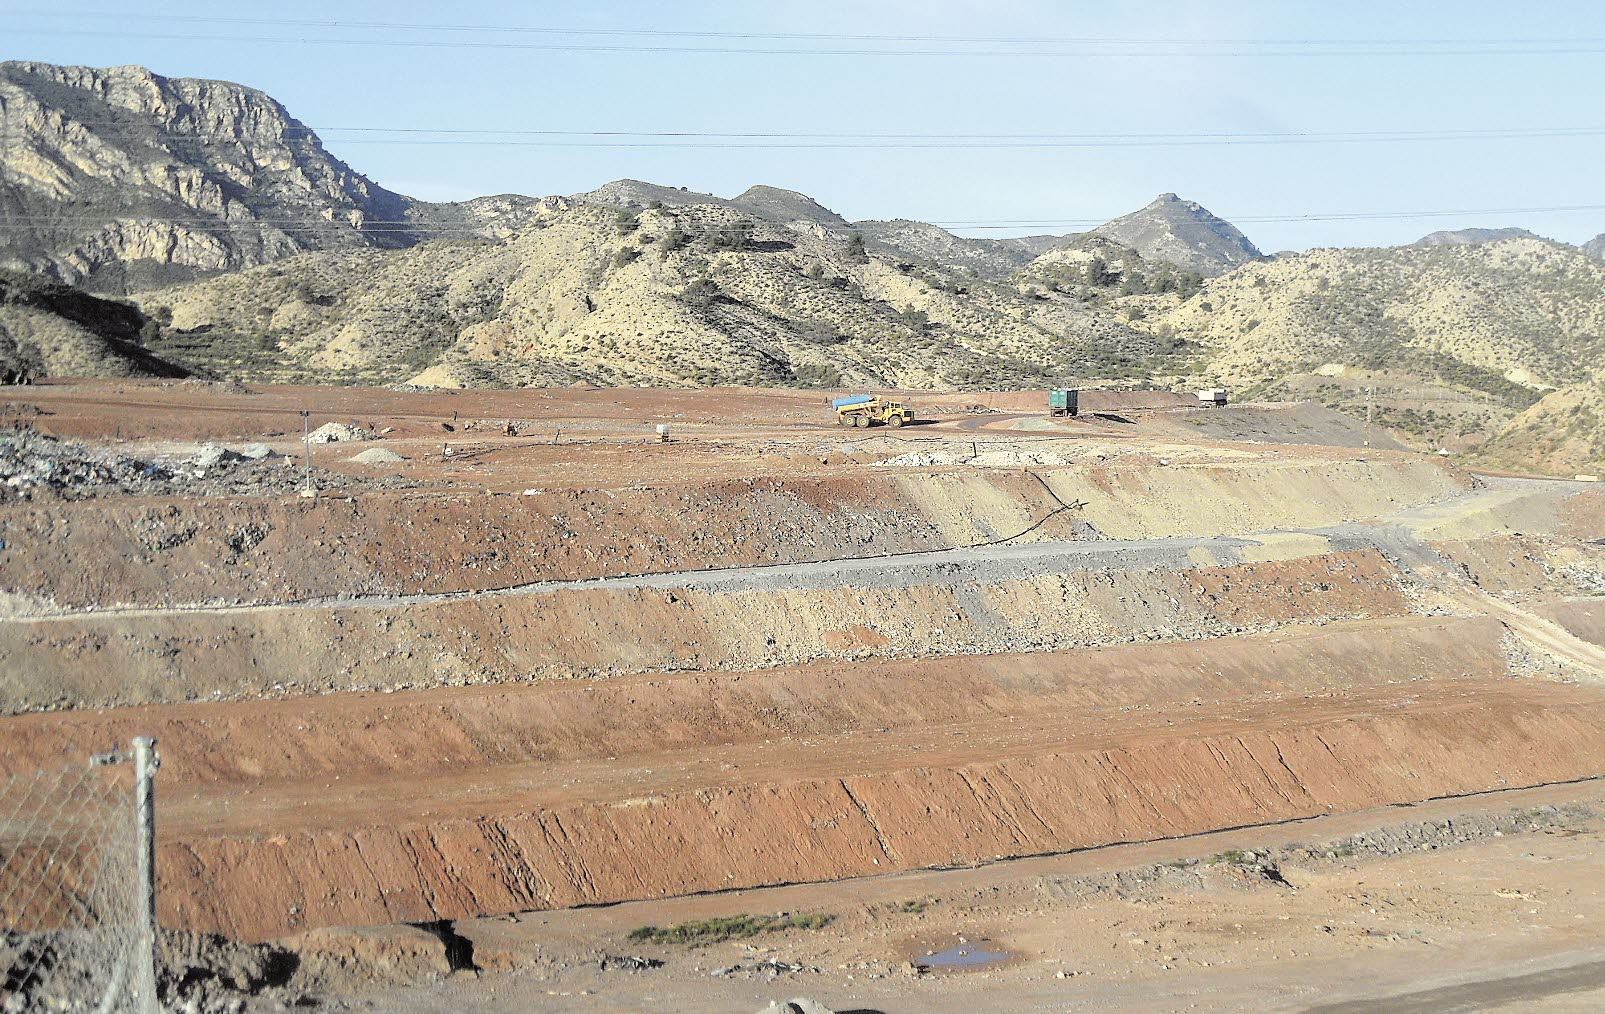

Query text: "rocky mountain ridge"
[134, 200, 1160, 391]
[1, 61, 1600, 474]
[1161, 237, 1605, 390]
[0, 61, 550, 293]
[0, 61, 418, 290]
[2, 61, 1269, 292]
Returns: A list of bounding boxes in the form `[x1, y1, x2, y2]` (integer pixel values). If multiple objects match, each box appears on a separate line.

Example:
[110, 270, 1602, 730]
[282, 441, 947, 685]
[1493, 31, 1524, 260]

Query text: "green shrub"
[899, 306, 930, 335]
[793, 362, 843, 387]
[658, 224, 690, 252]
[627, 912, 834, 946]
[681, 275, 721, 306]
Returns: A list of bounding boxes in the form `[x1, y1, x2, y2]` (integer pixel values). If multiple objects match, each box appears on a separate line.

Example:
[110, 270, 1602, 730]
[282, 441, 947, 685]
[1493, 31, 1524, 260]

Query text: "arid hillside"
[1163, 238, 1605, 389]
[1149, 237, 1605, 468]
[1478, 367, 1605, 475]
[3, 60, 1601, 475]
[1091, 192, 1263, 276]
[0, 269, 186, 380]
[135, 200, 1159, 389]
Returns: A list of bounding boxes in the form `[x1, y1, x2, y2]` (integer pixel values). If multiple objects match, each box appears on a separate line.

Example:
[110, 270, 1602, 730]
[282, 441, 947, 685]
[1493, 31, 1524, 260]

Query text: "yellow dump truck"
[832, 394, 914, 428]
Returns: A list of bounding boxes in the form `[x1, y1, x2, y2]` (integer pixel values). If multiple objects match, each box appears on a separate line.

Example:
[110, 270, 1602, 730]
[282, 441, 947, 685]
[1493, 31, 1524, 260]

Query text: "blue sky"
[7, 1, 1605, 251]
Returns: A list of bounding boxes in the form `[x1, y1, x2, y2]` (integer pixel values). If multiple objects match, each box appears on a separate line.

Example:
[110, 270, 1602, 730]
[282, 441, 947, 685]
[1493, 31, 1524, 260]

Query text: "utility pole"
[132, 737, 159, 1014]
[300, 410, 314, 496]
[1364, 383, 1374, 447]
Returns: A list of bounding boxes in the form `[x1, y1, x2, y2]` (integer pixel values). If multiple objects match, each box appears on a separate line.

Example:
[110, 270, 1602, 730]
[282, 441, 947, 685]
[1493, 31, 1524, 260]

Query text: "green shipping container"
[1049, 388, 1079, 416]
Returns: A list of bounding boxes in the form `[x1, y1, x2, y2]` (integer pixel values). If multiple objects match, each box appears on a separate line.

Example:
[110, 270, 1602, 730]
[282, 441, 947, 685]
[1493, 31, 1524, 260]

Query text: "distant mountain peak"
[734, 184, 815, 202]
[1414, 227, 1544, 247]
[573, 179, 723, 209]
[1090, 194, 1260, 276]
[729, 185, 849, 230]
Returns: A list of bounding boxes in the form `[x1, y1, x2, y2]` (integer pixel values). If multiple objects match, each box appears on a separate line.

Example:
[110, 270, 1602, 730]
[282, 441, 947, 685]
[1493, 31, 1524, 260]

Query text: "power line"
[9, 121, 1605, 150]
[5, 202, 1604, 234]
[10, 9, 1605, 49]
[11, 26, 1605, 57]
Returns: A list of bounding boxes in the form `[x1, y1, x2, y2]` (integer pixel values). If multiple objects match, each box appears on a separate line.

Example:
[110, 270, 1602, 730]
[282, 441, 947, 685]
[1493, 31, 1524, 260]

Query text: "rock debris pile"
[350, 447, 407, 464]
[0, 430, 421, 502]
[1, 429, 171, 500]
[308, 422, 374, 444]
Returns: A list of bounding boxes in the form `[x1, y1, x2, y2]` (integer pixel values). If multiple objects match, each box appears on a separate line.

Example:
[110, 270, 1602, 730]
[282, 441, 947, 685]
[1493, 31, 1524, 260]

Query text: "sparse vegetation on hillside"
[1162, 239, 1605, 392]
[135, 202, 1171, 390]
[627, 912, 834, 946]
[1152, 238, 1605, 471]
[0, 269, 187, 379]
[1091, 193, 1262, 277]
[1475, 369, 1605, 474]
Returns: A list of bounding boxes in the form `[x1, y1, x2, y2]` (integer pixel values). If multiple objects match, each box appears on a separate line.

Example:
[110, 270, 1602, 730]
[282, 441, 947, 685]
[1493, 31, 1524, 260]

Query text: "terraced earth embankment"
[0, 453, 1462, 612]
[10, 615, 1605, 941]
[1, 382, 1602, 967]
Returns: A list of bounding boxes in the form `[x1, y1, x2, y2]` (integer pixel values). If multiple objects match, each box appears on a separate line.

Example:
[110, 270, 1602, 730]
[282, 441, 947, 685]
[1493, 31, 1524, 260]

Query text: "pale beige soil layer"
[0, 548, 1412, 711]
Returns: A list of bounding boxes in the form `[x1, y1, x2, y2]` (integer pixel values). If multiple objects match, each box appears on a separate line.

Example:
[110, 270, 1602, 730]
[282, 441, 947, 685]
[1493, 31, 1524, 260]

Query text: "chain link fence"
[1, 739, 158, 1013]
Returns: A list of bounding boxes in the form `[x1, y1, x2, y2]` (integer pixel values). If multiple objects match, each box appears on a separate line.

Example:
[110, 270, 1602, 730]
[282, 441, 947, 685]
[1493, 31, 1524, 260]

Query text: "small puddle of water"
[917, 945, 1013, 971]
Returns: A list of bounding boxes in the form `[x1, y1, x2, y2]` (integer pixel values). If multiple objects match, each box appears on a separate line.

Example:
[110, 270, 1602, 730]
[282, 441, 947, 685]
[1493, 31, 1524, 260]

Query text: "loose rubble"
[1041, 802, 1601, 903]
[0, 429, 424, 501]
[754, 1000, 833, 1014]
[1, 429, 172, 500]
[308, 421, 373, 443]
[875, 447, 1078, 468]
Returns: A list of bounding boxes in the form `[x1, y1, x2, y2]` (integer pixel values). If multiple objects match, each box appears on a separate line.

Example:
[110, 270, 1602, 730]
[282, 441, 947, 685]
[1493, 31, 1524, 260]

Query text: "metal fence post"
[133, 737, 159, 1014]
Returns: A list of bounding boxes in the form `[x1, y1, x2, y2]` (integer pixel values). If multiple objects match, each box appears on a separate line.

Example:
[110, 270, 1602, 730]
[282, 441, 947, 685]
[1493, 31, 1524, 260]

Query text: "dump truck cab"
[832, 394, 914, 428]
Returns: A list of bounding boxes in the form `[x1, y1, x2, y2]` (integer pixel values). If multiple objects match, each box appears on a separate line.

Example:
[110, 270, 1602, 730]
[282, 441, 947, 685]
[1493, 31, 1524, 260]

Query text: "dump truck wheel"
[853, 415, 868, 428]
[888, 415, 905, 428]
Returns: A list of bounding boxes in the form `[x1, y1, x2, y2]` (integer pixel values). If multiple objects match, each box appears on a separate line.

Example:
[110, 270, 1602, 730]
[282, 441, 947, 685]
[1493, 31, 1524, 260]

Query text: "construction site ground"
[2, 378, 1602, 1012]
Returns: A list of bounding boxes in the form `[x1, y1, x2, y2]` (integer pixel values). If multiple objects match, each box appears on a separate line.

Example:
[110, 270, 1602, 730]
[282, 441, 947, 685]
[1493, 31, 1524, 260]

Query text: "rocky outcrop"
[0, 61, 1273, 304]
[132, 199, 1157, 389]
[1091, 193, 1262, 276]
[0, 61, 431, 290]
[728, 185, 850, 231]
[855, 219, 1049, 278]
